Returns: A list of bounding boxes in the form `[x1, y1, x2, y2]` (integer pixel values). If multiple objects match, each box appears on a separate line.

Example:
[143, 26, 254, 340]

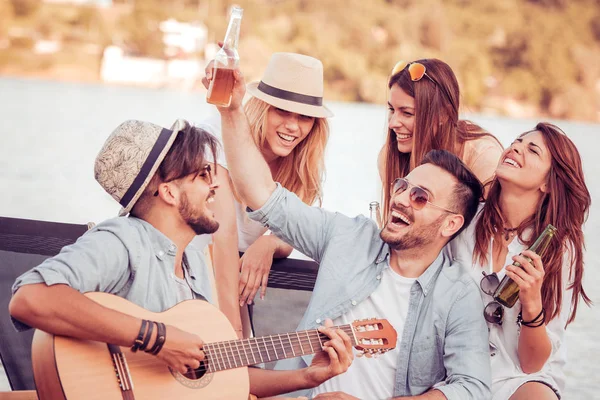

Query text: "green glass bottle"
[493, 224, 557, 308]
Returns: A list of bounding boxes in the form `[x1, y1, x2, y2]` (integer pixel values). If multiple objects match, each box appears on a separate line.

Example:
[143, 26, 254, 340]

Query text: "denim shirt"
[248, 184, 491, 400]
[12, 216, 213, 331]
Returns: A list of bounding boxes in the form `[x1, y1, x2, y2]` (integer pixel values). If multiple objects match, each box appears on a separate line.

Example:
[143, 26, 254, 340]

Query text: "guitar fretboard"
[203, 325, 356, 372]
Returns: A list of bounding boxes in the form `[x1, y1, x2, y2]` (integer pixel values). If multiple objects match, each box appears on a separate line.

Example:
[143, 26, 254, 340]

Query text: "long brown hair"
[381, 58, 499, 217]
[244, 97, 329, 206]
[474, 123, 591, 325]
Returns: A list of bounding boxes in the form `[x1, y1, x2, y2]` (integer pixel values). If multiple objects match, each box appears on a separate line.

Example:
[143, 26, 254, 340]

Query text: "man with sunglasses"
[9, 119, 355, 399]
[217, 69, 491, 400]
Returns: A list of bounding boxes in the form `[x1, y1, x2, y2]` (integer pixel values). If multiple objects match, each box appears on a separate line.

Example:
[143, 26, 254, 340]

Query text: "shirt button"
[351, 300, 357, 306]
[316, 318, 321, 324]
[376, 275, 382, 280]
[158, 250, 164, 257]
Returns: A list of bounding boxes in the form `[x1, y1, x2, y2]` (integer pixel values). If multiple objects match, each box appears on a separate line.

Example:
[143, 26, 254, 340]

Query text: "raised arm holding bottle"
[449, 123, 591, 400]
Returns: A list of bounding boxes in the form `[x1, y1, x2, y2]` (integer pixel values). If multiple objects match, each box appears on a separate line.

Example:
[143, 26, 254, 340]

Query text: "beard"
[178, 191, 219, 235]
[380, 213, 446, 251]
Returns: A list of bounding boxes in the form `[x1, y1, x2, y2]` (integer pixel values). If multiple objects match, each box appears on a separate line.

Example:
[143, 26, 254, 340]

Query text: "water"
[0, 78, 598, 396]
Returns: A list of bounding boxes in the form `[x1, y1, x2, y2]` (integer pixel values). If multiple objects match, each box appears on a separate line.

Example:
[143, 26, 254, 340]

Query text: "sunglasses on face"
[153, 164, 213, 197]
[480, 271, 504, 325]
[390, 178, 458, 214]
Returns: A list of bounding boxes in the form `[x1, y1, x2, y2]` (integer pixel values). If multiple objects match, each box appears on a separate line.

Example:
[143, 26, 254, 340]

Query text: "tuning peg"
[356, 350, 364, 358]
[364, 352, 373, 358]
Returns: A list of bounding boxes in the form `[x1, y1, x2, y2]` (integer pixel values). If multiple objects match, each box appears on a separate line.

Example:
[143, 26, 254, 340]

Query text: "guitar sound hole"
[182, 361, 208, 380]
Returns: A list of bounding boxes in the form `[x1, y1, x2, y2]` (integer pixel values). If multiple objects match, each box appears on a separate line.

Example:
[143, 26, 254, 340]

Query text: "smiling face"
[388, 84, 416, 154]
[175, 164, 220, 235]
[380, 163, 459, 250]
[261, 106, 316, 161]
[496, 130, 552, 193]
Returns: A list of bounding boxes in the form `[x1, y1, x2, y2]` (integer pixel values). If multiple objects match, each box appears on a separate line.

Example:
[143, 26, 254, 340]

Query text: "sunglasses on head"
[390, 178, 457, 214]
[480, 271, 504, 325]
[391, 60, 437, 84]
[390, 60, 454, 105]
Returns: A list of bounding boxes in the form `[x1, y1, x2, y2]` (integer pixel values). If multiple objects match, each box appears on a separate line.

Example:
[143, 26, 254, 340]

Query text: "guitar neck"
[203, 324, 356, 372]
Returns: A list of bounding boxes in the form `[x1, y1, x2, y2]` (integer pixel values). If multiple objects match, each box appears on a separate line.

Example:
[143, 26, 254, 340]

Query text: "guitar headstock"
[351, 319, 397, 357]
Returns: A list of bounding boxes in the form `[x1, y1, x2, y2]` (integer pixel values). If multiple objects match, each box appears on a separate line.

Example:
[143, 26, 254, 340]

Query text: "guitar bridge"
[107, 344, 134, 393]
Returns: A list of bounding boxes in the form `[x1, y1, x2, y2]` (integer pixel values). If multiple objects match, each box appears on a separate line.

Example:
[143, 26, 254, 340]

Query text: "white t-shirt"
[447, 207, 572, 399]
[193, 110, 268, 252]
[312, 263, 416, 400]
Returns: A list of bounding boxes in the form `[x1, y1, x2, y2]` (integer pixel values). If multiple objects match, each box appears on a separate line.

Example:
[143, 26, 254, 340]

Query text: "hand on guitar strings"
[303, 319, 354, 387]
[155, 324, 206, 374]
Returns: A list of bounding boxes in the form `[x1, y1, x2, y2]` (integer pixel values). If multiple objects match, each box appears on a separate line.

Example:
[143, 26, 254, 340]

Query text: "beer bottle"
[369, 201, 382, 229]
[493, 224, 557, 308]
[206, 6, 243, 107]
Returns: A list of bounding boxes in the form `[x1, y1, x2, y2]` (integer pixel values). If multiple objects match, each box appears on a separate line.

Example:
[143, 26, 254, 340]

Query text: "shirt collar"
[377, 241, 447, 296]
[131, 217, 178, 260]
[415, 251, 447, 296]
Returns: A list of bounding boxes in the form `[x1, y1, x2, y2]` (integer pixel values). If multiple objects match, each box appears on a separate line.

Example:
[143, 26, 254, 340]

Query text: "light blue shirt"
[11, 216, 213, 331]
[248, 184, 491, 400]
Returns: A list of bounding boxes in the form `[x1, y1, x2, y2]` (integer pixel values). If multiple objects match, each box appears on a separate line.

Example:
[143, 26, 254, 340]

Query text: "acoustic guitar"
[31, 292, 397, 400]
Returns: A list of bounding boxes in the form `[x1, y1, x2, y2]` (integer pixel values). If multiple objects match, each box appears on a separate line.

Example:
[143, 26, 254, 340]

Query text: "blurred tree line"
[1, 0, 599, 121]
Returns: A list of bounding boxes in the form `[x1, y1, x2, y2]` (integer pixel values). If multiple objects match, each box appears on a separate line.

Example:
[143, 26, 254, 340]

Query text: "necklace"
[501, 226, 518, 241]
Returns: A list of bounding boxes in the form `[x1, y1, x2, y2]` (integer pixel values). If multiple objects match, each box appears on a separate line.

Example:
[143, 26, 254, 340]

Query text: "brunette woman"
[449, 122, 591, 399]
[380, 59, 503, 217]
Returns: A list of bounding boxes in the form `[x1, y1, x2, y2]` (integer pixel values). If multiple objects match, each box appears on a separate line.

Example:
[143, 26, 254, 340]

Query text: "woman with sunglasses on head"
[197, 52, 331, 338]
[448, 123, 591, 399]
[380, 59, 503, 217]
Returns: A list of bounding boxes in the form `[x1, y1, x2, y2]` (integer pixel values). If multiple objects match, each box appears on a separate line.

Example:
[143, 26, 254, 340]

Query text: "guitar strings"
[199, 325, 357, 373]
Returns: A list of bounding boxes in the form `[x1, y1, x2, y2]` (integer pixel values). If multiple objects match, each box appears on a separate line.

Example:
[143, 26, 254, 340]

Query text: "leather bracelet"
[139, 320, 154, 351]
[147, 322, 167, 355]
[131, 319, 148, 352]
[520, 308, 545, 327]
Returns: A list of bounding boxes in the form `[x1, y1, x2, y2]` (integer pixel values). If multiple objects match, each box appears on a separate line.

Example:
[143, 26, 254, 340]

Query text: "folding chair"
[0, 216, 90, 398]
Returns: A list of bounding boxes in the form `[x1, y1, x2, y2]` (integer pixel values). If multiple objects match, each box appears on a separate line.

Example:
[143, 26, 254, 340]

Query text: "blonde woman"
[199, 53, 332, 337]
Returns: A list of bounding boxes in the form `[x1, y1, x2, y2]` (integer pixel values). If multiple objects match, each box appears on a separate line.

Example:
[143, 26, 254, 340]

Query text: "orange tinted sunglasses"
[391, 60, 436, 84]
[390, 60, 454, 105]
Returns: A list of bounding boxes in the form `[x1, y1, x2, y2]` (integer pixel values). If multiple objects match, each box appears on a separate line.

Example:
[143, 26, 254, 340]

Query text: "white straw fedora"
[246, 52, 333, 118]
[94, 119, 187, 216]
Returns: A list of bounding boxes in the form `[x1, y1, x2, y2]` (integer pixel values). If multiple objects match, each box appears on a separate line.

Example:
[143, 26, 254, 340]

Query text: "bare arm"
[238, 234, 294, 304]
[10, 284, 206, 374]
[216, 70, 277, 211]
[10, 284, 142, 345]
[210, 165, 243, 337]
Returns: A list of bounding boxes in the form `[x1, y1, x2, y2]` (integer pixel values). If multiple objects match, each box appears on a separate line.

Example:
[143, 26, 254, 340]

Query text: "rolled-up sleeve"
[247, 183, 336, 263]
[11, 230, 131, 330]
[437, 281, 492, 400]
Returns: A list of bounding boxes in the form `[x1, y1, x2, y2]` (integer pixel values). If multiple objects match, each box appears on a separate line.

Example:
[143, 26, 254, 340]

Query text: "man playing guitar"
[9, 118, 354, 399]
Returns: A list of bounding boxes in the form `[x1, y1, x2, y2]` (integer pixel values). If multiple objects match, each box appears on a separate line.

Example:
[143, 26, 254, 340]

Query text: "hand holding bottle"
[504, 249, 545, 317]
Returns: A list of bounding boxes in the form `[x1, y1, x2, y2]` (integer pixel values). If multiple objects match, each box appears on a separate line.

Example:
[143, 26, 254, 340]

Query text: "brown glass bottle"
[493, 224, 557, 308]
[206, 6, 243, 107]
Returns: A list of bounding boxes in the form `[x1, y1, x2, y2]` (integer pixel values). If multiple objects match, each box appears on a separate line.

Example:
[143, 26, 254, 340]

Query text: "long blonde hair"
[244, 97, 329, 205]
